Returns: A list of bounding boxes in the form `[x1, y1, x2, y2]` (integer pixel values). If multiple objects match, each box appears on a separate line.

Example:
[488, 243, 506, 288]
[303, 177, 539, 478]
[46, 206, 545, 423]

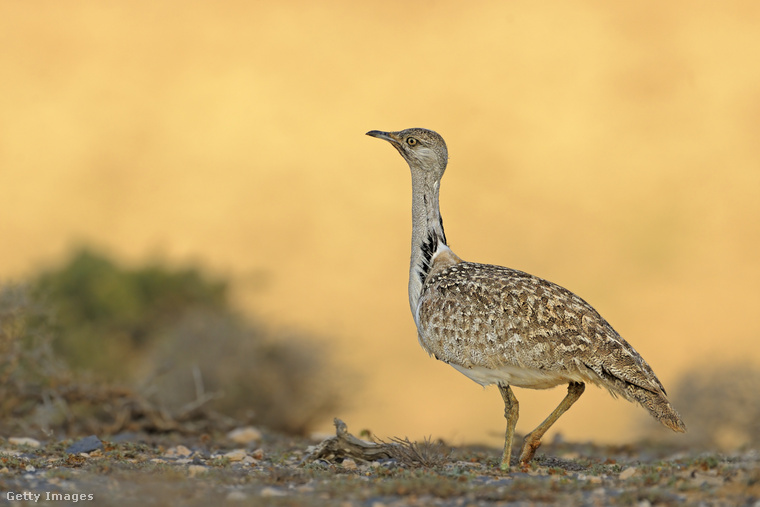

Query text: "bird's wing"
[416, 261, 666, 395]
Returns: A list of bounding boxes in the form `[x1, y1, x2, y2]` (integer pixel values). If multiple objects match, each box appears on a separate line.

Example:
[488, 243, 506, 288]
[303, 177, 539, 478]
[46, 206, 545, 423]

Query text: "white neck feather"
[408, 174, 448, 314]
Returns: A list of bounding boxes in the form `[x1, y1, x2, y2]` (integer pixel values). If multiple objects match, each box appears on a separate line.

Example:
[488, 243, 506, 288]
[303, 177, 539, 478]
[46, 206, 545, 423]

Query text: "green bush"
[0, 283, 61, 390]
[32, 249, 229, 380]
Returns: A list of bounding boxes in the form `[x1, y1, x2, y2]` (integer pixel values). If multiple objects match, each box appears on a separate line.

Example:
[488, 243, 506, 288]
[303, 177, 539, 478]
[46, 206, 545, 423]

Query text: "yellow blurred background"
[1, 1, 759, 447]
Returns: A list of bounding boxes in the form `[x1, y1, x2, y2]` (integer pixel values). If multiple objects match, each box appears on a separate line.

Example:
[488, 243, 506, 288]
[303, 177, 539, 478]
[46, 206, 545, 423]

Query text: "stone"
[188, 465, 208, 478]
[341, 458, 358, 470]
[65, 435, 103, 454]
[224, 449, 247, 462]
[226, 491, 248, 501]
[227, 426, 263, 445]
[9, 437, 41, 448]
[260, 487, 287, 497]
[619, 467, 638, 480]
[165, 445, 192, 458]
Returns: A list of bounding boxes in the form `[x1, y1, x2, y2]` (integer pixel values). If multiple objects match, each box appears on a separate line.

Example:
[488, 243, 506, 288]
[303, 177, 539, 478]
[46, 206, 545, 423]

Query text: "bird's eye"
[407, 137, 418, 146]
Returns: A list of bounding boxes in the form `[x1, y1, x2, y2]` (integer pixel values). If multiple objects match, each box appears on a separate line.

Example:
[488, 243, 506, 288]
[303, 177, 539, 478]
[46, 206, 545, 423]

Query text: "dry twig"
[303, 419, 449, 467]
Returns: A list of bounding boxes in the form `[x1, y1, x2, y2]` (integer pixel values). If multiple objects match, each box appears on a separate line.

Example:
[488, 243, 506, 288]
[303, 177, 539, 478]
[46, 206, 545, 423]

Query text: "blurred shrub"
[0, 284, 64, 406]
[643, 361, 760, 451]
[148, 310, 344, 434]
[32, 248, 228, 380]
[0, 284, 211, 436]
[6, 248, 346, 436]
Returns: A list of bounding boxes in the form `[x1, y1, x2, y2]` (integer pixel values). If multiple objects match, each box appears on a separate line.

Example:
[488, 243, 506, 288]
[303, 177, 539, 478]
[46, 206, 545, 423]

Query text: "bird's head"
[366, 128, 448, 180]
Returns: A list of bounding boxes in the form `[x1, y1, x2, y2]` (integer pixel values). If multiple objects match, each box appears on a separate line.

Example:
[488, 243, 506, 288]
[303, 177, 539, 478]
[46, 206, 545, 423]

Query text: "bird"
[366, 127, 686, 471]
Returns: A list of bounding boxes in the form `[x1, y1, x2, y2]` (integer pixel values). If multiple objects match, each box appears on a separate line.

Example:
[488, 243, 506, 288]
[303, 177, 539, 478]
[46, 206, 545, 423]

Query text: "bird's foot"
[499, 447, 513, 472]
[518, 435, 542, 466]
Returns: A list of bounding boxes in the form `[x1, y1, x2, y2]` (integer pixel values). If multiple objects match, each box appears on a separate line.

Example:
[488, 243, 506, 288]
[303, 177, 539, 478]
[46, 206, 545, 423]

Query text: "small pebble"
[224, 449, 247, 462]
[578, 474, 602, 484]
[619, 467, 638, 480]
[250, 448, 264, 460]
[341, 458, 358, 470]
[226, 491, 248, 501]
[165, 445, 192, 458]
[227, 426, 263, 445]
[260, 487, 287, 497]
[65, 435, 102, 454]
[188, 465, 208, 478]
[9, 437, 41, 448]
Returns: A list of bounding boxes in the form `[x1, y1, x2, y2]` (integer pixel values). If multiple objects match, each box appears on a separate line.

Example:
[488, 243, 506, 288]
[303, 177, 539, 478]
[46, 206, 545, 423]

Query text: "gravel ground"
[1, 429, 758, 506]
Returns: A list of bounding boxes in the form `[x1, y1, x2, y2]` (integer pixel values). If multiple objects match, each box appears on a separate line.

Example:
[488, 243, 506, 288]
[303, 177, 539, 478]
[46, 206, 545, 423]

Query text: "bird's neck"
[408, 175, 449, 315]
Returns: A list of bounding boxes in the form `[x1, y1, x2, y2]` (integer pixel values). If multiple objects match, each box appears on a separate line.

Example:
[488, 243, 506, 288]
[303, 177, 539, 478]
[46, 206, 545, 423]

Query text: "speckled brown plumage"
[366, 127, 685, 471]
[418, 262, 684, 431]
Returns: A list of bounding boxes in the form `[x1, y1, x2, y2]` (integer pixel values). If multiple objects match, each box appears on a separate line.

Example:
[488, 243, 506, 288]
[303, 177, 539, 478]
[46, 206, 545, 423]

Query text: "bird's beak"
[366, 130, 400, 145]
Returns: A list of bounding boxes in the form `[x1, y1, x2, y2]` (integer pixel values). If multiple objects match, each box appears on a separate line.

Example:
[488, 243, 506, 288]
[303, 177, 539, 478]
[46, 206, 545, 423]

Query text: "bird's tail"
[623, 383, 686, 432]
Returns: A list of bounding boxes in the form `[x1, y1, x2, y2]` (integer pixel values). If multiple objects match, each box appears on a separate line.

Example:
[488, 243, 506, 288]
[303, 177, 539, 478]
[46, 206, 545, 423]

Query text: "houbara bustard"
[366, 127, 685, 471]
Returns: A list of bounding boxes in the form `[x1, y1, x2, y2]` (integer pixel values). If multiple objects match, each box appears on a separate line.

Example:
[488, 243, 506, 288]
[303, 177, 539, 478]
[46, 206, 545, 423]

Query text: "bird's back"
[415, 261, 683, 421]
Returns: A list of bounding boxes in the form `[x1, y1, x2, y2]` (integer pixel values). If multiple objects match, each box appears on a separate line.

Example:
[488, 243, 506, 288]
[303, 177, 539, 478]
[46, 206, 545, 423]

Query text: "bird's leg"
[519, 382, 585, 466]
[497, 384, 519, 471]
